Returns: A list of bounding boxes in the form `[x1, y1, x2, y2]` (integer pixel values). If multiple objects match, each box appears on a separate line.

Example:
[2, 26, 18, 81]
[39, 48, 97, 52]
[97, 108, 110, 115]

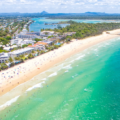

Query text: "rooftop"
[28, 44, 38, 47]
[48, 38, 57, 41]
[0, 53, 9, 58]
[36, 42, 48, 45]
[43, 40, 53, 44]
[41, 31, 54, 33]
[10, 48, 34, 55]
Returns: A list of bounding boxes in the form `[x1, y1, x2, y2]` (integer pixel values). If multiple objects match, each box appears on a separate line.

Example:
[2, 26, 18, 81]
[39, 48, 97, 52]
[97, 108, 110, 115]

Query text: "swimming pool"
[56, 43, 61, 45]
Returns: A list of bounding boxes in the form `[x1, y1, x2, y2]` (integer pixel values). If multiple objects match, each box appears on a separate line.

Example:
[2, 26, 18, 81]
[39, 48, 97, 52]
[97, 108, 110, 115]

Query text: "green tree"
[40, 50, 45, 54]
[6, 36, 11, 40]
[54, 45, 59, 49]
[45, 32, 48, 35]
[9, 57, 13, 63]
[0, 63, 8, 70]
[28, 53, 34, 59]
[14, 57, 20, 61]
[34, 38, 42, 42]
[22, 44, 28, 48]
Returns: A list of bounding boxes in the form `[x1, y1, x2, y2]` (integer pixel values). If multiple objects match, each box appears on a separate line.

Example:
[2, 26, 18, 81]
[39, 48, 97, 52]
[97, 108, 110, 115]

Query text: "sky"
[0, 0, 120, 13]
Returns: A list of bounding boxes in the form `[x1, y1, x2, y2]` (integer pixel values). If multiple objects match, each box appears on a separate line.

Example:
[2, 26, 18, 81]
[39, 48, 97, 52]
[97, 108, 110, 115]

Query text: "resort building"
[43, 40, 53, 45]
[10, 48, 34, 58]
[48, 38, 57, 43]
[27, 32, 40, 36]
[20, 40, 35, 46]
[40, 31, 55, 37]
[10, 39, 35, 46]
[10, 38, 23, 45]
[28, 44, 45, 51]
[36, 42, 48, 46]
[0, 53, 9, 63]
[22, 29, 28, 34]
[17, 30, 40, 40]
[18, 34, 38, 39]
[3, 45, 18, 51]
[3, 47, 11, 51]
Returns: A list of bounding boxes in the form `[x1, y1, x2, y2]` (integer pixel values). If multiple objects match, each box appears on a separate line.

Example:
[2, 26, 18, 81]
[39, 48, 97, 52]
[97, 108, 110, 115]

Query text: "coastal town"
[1, 17, 120, 72]
[0, 18, 76, 71]
[1, 0, 120, 118]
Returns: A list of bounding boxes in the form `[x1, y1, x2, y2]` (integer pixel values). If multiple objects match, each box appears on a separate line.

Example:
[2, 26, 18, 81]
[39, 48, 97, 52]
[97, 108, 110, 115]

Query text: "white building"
[10, 48, 34, 58]
[28, 44, 45, 51]
[10, 39, 35, 46]
[10, 38, 23, 45]
[4, 45, 18, 51]
[21, 40, 35, 46]
[40, 31, 55, 37]
[0, 53, 9, 63]
[43, 40, 53, 45]
[3, 47, 11, 51]
[18, 34, 38, 39]
[27, 32, 40, 36]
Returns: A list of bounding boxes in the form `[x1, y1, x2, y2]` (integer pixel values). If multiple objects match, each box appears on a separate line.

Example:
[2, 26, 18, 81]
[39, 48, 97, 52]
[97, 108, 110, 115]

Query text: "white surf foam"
[48, 72, 57, 78]
[65, 70, 68, 72]
[75, 55, 85, 60]
[26, 81, 45, 92]
[70, 60, 75, 63]
[0, 96, 20, 109]
[63, 64, 72, 70]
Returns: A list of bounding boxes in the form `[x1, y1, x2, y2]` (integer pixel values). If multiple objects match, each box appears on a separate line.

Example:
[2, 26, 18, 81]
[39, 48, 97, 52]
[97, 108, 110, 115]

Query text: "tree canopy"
[54, 22, 120, 39]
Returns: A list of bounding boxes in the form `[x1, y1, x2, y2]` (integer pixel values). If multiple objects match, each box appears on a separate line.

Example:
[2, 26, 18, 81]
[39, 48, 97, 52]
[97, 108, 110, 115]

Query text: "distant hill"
[40, 11, 49, 15]
[1, 12, 120, 20]
[85, 12, 107, 15]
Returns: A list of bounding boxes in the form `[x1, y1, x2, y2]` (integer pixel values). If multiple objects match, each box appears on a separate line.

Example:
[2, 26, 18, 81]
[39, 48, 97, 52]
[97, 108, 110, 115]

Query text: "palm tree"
[9, 57, 13, 63]
[19, 54, 25, 60]
[14, 57, 20, 61]
[54, 45, 59, 49]
[31, 50, 36, 57]
[32, 50, 35, 54]
[5, 60, 8, 63]
[37, 49, 40, 56]
[66, 39, 70, 44]
[40, 50, 45, 54]
[28, 53, 34, 59]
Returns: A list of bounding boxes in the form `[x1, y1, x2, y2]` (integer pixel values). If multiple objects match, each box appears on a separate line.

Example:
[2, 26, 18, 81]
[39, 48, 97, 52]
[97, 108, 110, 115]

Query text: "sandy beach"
[0, 29, 120, 99]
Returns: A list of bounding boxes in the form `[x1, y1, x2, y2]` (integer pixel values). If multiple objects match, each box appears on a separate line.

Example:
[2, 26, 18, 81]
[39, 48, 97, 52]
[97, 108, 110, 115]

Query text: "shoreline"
[0, 29, 120, 100]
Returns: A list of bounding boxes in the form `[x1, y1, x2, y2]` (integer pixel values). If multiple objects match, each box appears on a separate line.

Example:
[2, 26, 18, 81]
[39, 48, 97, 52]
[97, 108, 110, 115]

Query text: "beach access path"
[0, 29, 120, 97]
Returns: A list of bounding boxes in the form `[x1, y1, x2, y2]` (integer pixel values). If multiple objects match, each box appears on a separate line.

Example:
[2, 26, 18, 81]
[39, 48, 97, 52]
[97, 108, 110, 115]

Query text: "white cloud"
[0, 0, 120, 13]
[20, 0, 26, 3]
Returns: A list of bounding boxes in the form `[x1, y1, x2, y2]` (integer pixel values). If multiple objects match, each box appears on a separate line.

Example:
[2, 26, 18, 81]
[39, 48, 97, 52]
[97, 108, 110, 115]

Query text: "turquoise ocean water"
[29, 18, 113, 32]
[0, 37, 120, 120]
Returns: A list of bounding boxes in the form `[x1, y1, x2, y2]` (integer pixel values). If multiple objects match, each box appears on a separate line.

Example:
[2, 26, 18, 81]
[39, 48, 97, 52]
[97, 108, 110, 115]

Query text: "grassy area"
[0, 50, 8, 53]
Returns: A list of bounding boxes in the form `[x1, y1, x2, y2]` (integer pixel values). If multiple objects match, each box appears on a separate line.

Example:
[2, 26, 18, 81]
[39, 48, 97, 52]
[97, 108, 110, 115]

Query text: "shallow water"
[0, 38, 120, 120]
[29, 18, 113, 32]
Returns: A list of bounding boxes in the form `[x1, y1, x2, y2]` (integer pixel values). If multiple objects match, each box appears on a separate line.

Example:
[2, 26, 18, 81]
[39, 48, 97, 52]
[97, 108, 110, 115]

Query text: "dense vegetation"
[0, 20, 28, 46]
[54, 21, 120, 39]
[0, 28, 9, 37]
[0, 36, 11, 45]
[0, 63, 8, 71]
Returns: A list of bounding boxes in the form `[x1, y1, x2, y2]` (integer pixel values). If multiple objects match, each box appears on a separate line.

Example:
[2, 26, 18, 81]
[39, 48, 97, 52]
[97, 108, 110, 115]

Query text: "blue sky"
[0, 0, 120, 13]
